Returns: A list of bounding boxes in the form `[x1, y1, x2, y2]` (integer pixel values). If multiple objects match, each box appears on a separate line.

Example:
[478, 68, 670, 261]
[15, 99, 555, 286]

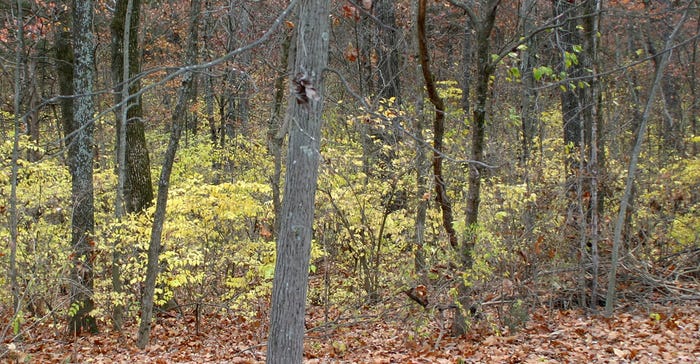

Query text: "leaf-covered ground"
[4, 300, 699, 363]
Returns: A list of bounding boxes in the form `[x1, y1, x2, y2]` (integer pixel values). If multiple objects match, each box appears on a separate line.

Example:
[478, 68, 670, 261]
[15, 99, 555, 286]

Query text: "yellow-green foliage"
[0, 132, 109, 315]
[0, 134, 72, 310]
[93, 135, 277, 318]
[638, 156, 700, 252]
[315, 101, 418, 302]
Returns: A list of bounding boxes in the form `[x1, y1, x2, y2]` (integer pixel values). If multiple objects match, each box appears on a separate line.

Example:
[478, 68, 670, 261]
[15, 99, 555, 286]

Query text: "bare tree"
[447, 0, 501, 337]
[605, 4, 691, 316]
[8, 0, 25, 319]
[417, 0, 458, 250]
[136, 0, 200, 349]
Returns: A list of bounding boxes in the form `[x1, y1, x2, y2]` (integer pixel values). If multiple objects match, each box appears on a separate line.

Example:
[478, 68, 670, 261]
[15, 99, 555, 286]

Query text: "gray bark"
[447, 0, 500, 337]
[111, 0, 153, 214]
[582, 0, 602, 311]
[266, 0, 330, 361]
[605, 5, 690, 316]
[519, 0, 538, 163]
[136, 0, 200, 349]
[9, 0, 25, 317]
[111, 0, 133, 330]
[267, 32, 293, 237]
[68, 0, 98, 335]
[375, 0, 401, 102]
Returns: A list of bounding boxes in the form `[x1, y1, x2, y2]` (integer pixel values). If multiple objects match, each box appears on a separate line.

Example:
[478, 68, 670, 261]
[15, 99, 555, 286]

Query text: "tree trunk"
[220, 0, 252, 139]
[26, 56, 41, 162]
[646, 25, 684, 155]
[553, 1, 587, 253]
[519, 0, 538, 164]
[111, 0, 134, 330]
[449, 0, 500, 337]
[375, 0, 401, 102]
[691, 12, 699, 156]
[204, 0, 217, 145]
[136, 0, 200, 349]
[605, 5, 690, 316]
[267, 31, 293, 237]
[9, 0, 26, 317]
[582, 0, 603, 311]
[111, 0, 153, 215]
[68, 0, 98, 335]
[518, 0, 539, 284]
[266, 0, 330, 362]
[413, 111, 429, 275]
[417, 0, 458, 249]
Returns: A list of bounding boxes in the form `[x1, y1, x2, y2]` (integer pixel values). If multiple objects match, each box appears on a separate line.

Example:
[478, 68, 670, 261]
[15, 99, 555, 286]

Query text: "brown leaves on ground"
[4, 303, 699, 363]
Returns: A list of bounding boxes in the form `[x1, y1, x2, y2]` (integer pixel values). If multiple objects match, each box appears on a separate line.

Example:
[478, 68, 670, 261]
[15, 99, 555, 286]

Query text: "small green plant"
[504, 299, 529, 332]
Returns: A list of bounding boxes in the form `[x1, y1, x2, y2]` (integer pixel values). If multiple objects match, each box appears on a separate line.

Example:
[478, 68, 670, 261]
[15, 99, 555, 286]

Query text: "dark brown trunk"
[417, 0, 458, 249]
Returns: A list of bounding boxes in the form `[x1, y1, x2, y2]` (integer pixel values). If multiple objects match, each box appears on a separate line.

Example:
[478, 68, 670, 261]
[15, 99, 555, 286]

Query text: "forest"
[0, 0, 698, 362]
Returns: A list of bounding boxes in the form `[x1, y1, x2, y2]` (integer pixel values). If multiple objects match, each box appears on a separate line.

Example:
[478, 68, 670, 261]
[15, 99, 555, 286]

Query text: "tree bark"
[68, 0, 98, 335]
[375, 0, 401, 102]
[266, 0, 330, 362]
[448, 0, 500, 337]
[267, 31, 293, 237]
[582, 0, 603, 311]
[519, 0, 538, 164]
[417, 0, 458, 249]
[111, 0, 153, 215]
[605, 5, 690, 316]
[691, 11, 699, 156]
[136, 0, 200, 349]
[204, 0, 217, 144]
[111, 0, 134, 330]
[9, 0, 26, 317]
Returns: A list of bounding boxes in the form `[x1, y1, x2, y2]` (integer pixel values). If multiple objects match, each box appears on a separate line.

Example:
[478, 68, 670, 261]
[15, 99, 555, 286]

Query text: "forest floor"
[3, 294, 699, 363]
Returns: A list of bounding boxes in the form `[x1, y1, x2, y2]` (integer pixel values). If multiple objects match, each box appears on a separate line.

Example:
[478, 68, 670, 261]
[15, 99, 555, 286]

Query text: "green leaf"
[533, 66, 552, 81]
[509, 67, 521, 79]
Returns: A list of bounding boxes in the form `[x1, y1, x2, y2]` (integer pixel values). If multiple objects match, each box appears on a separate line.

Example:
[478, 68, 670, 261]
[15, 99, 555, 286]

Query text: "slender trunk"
[137, 0, 200, 348]
[583, 0, 602, 311]
[519, 0, 538, 283]
[691, 12, 699, 156]
[111, 0, 153, 214]
[410, 0, 428, 276]
[451, 0, 500, 337]
[460, 21, 472, 117]
[267, 32, 293, 237]
[553, 0, 586, 255]
[605, 6, 690, 316]
[111, 0, 133, 330]
[519, 0, 537, 164]
[9, 0, 25, 317]
[417, 0, 457, 249]
[204, 0, 217, 144]
[413, 98, 428, 275]
[26, 57, 41, 162]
